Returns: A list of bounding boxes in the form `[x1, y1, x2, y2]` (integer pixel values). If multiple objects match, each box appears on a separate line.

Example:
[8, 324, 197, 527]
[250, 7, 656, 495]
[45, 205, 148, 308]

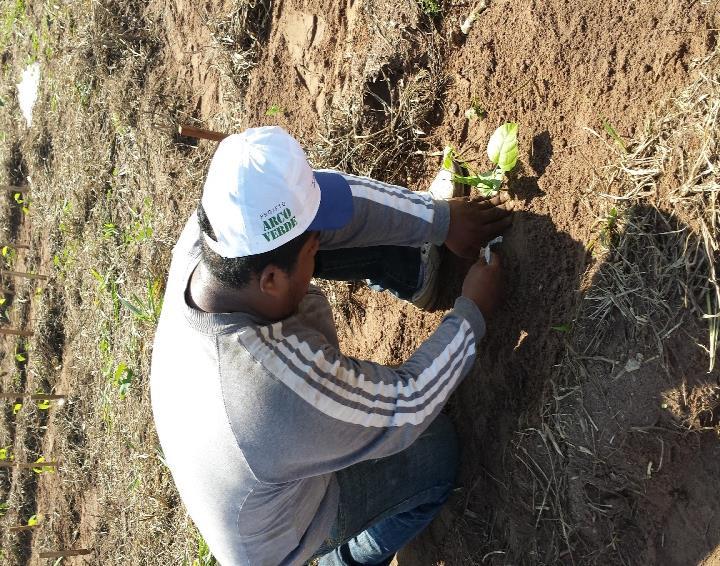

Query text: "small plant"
[12, 402, 22, 415]
[444, 122, 519, 197]
[416, 0, 441, 17]
[265, 104, 284, 117]
[0, 447, 14, 461]
[600, 115, 627, 153]
[1, 245, 17, 267]
[112, 362, 134, 400]
[102, 222, 119, 240]
[32, 456, 56, 474]
[599, 206, 620, 248]
[192, 532, 217, 566]
[464, 97, 486, 121]
[13, 192, 29, 214]
[119, 277, 164, 325]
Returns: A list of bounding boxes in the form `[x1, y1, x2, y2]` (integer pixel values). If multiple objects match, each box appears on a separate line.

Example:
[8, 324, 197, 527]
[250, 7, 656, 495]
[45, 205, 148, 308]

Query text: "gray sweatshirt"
[150, 172, 486, 565]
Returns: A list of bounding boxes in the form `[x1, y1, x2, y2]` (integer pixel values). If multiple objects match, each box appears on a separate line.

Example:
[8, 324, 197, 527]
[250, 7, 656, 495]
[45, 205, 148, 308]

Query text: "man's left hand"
[445, 195, 514, 259]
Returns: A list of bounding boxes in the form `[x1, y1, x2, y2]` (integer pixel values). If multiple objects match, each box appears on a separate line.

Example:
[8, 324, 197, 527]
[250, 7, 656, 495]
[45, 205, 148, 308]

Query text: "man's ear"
[258, 265, 288, 297]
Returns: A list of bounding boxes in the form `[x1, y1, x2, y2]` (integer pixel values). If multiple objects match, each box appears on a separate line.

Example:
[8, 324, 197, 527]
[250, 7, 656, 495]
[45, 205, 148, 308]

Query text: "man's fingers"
[480, 204, 514, 222]
[483, 214, 514, 235]
[477, 193, 511, 208]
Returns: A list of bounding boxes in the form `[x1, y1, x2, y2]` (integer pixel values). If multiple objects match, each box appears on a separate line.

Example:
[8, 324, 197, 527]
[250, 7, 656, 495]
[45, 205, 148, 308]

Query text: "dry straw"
[507, 49, 720, 564]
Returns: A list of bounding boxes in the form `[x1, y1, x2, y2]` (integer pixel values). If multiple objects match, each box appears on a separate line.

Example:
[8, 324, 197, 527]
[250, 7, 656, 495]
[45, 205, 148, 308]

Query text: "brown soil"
[218, 0, 719, 564]
[1, 0, 718, 563]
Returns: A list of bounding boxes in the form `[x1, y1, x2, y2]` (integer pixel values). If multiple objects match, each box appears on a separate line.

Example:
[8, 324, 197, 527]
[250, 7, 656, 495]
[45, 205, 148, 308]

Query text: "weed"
[192, 532, 217, 566]
[464, 97, 486, 121]
[600, 115, 627, 153]
[416, 0, 441, 17]
[123, 198, 154, 245]
[112, 362, 134, 400]
[265, 104, 284, 117]
[118, 277, 164, 325]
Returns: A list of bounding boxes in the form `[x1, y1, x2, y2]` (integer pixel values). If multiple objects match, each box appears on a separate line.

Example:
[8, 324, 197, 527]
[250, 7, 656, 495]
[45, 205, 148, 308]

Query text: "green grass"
[416, 0, 441, 17]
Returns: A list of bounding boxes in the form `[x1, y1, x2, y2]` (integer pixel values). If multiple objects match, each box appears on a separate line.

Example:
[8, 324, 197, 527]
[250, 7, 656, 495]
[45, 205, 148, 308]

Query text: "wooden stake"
[0, 461, 59, 469]
[0, 328, 33, 337]
[1, 185, 29, 194]
[39, 549, 93, 558]
[0, 270, 48, 281]
[0, 243, 30, 250]
[0, 393, 66, 401]
[8, 524, 37, 532]
[178, 124, 228, 142]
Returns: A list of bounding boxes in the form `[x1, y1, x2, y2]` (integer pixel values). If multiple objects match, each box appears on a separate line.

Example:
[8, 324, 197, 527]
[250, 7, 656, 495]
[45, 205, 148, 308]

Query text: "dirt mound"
[229, 0, 719, 563]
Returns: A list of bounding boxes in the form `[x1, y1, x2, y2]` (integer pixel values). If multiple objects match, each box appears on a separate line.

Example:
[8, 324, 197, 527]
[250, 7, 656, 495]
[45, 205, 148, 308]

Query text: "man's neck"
[187, 261, 292, 323]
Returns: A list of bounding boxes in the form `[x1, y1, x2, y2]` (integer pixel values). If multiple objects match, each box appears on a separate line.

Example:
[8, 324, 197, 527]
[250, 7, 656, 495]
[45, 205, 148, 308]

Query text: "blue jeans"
[314, 246, 422, 301]
[309, 247, 457, 564]
[307, 412, 459, 565]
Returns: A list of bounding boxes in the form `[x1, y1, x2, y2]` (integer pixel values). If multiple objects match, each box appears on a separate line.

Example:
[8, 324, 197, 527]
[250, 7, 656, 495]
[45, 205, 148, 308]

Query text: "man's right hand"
[461, 251, 503, 318]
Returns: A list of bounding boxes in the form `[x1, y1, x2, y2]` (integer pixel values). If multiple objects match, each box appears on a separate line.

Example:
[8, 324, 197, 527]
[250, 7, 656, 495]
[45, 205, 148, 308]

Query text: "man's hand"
[461, 252, 503, 318]
[445, 195, 514, 259]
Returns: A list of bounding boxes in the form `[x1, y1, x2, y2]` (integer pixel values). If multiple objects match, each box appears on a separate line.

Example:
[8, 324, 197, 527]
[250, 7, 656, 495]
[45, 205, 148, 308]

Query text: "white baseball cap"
[201, 126, 353, 258]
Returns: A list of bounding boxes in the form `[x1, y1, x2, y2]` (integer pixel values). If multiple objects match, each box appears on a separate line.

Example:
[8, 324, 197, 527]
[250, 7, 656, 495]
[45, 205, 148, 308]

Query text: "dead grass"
[310, 31, 448, 187]
[497, 49, 720, 564]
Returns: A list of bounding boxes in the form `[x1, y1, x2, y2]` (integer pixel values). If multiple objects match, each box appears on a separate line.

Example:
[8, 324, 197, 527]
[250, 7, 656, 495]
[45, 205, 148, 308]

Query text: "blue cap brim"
[307, 171, 353, 231]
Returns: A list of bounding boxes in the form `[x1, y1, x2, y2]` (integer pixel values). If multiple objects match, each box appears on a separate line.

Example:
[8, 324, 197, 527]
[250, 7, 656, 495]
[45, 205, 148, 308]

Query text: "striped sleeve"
[231, 298, 484, 481]
[317, 171, 450, 250]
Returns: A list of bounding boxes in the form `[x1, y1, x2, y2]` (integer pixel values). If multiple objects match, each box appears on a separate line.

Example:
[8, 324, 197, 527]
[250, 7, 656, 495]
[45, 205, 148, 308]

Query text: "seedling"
[444, 122, 519, 197]
[12, 402, 22, 415]
[465, 98, 487, 121]
[0, 447, 14, 461]
[1, 245, 17, 267]
[265, 104, 284, 117]
[32, 456, 57, 474]
[118, 277, 164, 325]
[112, 362, 134, 400]
[193, 532, 218, 566]
[13, 192, 29, 214]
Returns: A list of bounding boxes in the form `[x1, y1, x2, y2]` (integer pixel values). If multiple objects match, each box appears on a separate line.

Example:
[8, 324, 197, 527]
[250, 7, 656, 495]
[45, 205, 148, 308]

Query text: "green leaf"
[36, 399, 51, 410]
[441, 146, 456, 171]
[27, 514, 40, 526]
[452, 170, 503, 191]
[487, 122, 519, 172]
[265, 105, 283, 117]
[113, 363, 134, 400]
[12, 403, 22, 415]
[600, 116, 627, 152]
[552, 324, 571, 333]
[32, 457, 55, 474]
